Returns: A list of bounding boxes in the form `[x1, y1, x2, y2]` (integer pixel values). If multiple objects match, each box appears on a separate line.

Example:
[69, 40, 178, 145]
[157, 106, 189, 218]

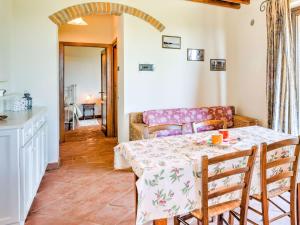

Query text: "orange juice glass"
[212, 134, 223, 145]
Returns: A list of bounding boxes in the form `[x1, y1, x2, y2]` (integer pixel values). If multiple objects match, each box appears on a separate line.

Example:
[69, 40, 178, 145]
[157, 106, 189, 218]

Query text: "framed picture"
[187, 49, 204, 61]
[162, 35, 181, 49]
[210, 59, 226, 71]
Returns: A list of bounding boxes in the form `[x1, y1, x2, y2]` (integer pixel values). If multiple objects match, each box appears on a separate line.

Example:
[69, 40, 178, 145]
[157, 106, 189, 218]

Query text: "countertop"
[0, 107, 47, 130]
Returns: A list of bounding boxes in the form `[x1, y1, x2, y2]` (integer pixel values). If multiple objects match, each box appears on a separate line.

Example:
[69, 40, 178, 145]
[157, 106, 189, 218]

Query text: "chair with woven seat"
[192, 119, 227, 134]
[176, 146, 258, 225]
[143, 124, 183, 139]
[230, 137, 300, 225]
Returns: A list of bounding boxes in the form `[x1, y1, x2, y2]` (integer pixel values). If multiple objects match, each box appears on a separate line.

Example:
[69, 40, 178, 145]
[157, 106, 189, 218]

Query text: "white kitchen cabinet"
[0, 129, 19, 225]
[0, 107, 48, 225]
[20, 140, 34, 219]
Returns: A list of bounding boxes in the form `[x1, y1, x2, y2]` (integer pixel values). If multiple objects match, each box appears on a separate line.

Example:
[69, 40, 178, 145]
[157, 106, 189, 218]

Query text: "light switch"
[139, 64, 154, 71]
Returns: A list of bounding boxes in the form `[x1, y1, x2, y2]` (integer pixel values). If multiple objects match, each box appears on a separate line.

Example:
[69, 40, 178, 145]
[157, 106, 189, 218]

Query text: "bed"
[64, 84, 82, 130]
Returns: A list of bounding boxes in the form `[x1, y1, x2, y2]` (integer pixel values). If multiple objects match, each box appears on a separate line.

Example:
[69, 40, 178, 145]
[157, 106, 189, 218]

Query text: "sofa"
[129, 106, 259, 141]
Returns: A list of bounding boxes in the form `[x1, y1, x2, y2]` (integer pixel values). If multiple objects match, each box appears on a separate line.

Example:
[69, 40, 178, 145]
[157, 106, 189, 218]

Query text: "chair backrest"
[192, 119, 227, 133]
[260, 137, 300, 192]
[143, 124, 183, 139]
[260, 137, 300, 223]
[201, 146, 258, 225]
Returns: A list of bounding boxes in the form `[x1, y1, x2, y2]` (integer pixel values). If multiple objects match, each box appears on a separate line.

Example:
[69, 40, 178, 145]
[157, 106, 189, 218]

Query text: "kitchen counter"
[0, 107, 47, 130]
[0, 106, 48, 225]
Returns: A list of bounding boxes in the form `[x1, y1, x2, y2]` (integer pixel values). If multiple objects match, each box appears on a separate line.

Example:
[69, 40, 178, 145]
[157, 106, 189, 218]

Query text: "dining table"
[114, 126, 299, 225]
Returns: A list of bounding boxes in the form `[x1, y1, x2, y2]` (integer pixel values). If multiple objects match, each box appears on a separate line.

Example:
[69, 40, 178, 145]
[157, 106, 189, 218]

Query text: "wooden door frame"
[100, 49, 107, 135]
[59, 41, 115, 143]
[112, 39, 118, 137]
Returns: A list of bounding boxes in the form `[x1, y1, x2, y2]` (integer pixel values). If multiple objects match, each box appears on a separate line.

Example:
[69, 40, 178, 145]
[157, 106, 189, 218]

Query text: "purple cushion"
[156, 129, 183, 137]
[143, 108, 183, 126]
[143, 106, 235, 135]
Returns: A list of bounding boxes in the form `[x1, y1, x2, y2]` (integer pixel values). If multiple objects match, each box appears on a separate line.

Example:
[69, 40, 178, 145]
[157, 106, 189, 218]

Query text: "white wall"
[121, 1, 229, 140]
[224, 0, 300, 128]
[10, 0, 59, 163]
[65, 46, 103, 115]
[8, 0, 230, 162]
[225, 0, 268, 126]
[115, 16, 126, 141]
[0, 0, 12, 90]
[7, 0, 268, 163]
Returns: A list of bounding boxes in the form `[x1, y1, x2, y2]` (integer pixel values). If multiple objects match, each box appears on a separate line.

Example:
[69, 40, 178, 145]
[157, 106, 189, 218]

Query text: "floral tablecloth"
[114, 126, 296, 225]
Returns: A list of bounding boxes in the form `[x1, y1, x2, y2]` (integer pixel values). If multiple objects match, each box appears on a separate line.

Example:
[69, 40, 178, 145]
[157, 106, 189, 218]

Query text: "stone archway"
[49, 2, 166, 32]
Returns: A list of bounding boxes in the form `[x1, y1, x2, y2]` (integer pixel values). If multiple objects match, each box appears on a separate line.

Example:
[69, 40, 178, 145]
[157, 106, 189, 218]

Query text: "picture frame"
[162, 35, 181, 49]
[210, 59, 226, 71]
[187, 49, 205, 61]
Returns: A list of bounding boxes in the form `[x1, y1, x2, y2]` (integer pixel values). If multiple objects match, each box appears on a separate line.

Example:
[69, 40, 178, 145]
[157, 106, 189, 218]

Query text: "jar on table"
[23, 92, 32, 110]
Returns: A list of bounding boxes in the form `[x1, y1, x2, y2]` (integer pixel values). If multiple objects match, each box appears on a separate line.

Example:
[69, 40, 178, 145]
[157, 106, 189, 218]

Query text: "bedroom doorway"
[59, 42, 117, 143]
[64, 45, 103, 131]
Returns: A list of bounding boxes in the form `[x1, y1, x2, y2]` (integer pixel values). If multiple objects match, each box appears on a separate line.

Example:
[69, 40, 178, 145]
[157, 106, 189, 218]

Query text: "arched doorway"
[49, 2, 165, 32]
[51, 2, 166, 142]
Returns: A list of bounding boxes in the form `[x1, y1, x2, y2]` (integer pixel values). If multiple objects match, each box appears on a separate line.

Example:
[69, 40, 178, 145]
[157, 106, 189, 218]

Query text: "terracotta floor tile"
[116, 213, 136, 225]
[109, 189, 135, 209]
[26, 213, 81, 225]
[26, 125, 134, 225]
[29, 192, 63, 213]
[84, 205, 132, 225]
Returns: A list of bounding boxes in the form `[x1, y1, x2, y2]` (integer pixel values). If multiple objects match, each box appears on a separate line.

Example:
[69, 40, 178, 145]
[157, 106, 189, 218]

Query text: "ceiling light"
[67, 18, 88, 26]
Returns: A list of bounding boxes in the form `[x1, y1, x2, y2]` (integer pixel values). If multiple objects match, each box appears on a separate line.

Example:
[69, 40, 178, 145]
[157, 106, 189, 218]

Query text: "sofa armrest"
[233, 115, 259, 128]
[129, 112, 143, 124]
[130, 122, 147, 141]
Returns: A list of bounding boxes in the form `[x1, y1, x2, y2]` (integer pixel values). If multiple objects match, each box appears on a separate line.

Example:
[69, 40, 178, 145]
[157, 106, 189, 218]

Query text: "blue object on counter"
[23, 92, 32, 110]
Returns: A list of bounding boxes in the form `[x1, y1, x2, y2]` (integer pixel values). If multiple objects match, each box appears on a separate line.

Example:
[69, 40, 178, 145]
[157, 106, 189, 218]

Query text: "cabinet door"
[42, 124, 48, 171]
[38, 130, 44, 182]
[0, 130, 20, 225]
[37, 126, 45, 184]
[33, 133, 40, 193]
[20, 140, 34, 220]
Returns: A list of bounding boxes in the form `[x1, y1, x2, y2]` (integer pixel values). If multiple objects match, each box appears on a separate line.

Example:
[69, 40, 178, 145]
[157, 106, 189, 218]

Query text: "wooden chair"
[176, 146, 258, 225]
[230, 137, 300, 225]
[192, 120, 227, 133]
[143, 124, 183, 139]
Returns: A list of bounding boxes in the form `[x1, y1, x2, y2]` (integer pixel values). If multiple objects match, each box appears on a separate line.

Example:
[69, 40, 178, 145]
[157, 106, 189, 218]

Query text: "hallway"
[25, 126, 135, 225]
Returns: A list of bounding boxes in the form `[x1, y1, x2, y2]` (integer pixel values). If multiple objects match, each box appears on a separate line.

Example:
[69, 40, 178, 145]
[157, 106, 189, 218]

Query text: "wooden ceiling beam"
[224, 0, 250, 4]
[187, 0, 241, 9]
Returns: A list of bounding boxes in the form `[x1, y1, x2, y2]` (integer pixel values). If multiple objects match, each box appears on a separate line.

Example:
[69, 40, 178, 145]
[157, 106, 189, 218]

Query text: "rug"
[78, 119, 99, 127]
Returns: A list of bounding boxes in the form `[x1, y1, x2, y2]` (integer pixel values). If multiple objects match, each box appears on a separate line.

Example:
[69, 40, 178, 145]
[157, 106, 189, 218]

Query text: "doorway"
[59, 42, 117, 143]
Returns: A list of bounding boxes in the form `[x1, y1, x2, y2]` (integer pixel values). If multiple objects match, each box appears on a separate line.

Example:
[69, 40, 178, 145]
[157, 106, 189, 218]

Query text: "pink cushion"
[143, 106, 234, 136]
[156, 129, 183, 137]
[143, 108, 183, 126]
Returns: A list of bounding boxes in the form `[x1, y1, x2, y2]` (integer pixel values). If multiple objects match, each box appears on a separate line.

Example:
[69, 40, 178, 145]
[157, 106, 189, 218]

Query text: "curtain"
[266, 0, 299, 135]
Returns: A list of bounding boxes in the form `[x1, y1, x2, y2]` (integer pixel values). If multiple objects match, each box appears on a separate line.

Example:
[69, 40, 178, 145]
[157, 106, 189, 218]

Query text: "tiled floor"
[25, 124, 292, 225]
[26, 125, 135, 225]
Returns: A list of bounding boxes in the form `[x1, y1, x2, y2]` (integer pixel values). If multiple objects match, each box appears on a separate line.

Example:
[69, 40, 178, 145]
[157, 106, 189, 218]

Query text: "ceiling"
[186, 0, 250, 9]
